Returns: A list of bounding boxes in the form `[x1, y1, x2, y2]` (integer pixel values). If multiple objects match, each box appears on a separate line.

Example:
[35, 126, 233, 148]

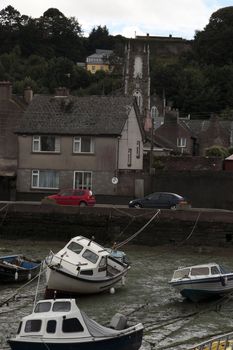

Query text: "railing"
[190, 332, 233, 350]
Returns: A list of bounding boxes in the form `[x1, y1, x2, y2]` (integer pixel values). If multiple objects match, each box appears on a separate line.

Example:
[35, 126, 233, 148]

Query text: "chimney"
[24, 86, 33, 104]
[0, 81, 12, 100]
[54, 87, 69, 97]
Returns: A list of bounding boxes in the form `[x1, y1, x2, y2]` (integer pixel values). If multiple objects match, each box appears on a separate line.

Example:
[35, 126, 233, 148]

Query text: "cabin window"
[46, 320, 57, 333]
[173, 268, 190, 279]
[82, 249, 98, 264]
[35, 302, 51, 313]
[25, 319, 42, 333]
[52, 301, 71, 312]
[80, 269, 93, 275]
[219, 265, 231, 274]
[190, 267, 209, 276]
[62, 318, 84, 333]
[67, 242, 83, 255]
[17, 322, 22, 334]
[211, 266, 220, 275]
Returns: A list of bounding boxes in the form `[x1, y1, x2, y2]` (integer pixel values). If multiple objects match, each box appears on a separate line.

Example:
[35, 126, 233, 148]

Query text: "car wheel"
[80, 202, 87, 207]
[134, 203, 142, 208]
[170, 205, 176, 210]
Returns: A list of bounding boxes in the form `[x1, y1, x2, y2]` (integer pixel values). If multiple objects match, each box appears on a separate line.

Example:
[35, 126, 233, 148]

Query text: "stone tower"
[124, 38, 151, 122]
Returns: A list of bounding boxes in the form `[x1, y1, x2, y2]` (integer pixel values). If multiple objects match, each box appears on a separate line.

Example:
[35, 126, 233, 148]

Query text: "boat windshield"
[219, 265, 232, 274]
[190, 267, 209, 276]
[67, 242, 83, 255]
[82, 249, 98, 264]
[173, 268, 190, 279]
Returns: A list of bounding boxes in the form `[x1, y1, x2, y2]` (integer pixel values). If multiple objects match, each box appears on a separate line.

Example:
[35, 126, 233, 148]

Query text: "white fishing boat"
[170, 263, 233, 302]
[45, 236, 130, 297]
[8, 298, 144, 350]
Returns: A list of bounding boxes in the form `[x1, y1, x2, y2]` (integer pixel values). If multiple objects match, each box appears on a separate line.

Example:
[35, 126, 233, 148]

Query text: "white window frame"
[31, 170, 59, 189]
[177, 137, 187, 148]
[32, 135, 60, 153]
[73, 171, 93, 190]
[73, 136, 94, 154]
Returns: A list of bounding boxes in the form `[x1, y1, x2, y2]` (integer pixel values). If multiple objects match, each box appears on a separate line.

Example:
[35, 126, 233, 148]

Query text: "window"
[73, 136, 94, 153]
[67, 242, 83, 255]
[177, 137, 187, 148]
[82, 249, 98, 264]
[47, 320, 57, 333]
[74, 171, 92, 190]
[25, 320, 42, 333]
[190, 267, 209, 276]
[136, 141, 140, 158]
[173, 268, 190, 279]
[31, 170, 59, 189]
[52, 302, 71, 312]
[32, 136, 60, 152]
[127, 148, 132, 167]
[35, 302, 51, 313]
[211, 266, 220, 275]
[62, 318, 84, 333]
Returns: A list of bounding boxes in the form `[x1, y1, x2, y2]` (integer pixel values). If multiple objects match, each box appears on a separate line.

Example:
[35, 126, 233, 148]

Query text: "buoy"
[28, 272, 31, 280]
[15, 271, 18, 281]
[110, 287, 115, 294]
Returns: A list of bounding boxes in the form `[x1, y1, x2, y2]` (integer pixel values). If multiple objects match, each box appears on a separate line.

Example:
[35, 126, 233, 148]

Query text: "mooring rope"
[0, 265, 47, 308]
[0, 203, 10, 226]
[114, 210, 161, 249]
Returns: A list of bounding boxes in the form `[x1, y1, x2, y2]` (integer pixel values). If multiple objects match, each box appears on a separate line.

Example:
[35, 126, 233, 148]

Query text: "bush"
[205, 145, 229, 158]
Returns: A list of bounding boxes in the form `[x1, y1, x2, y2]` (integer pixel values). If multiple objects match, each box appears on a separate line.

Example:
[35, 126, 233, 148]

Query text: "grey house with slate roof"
[16, 94, 144, 198]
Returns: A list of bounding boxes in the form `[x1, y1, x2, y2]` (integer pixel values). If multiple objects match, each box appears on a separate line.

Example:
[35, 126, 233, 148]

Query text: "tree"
[87, 25, 114, 53]
[193, 7, 233, 65]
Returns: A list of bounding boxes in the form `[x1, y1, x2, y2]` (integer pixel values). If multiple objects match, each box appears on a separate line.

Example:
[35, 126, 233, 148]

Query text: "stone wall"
[1, 203, 233, 247]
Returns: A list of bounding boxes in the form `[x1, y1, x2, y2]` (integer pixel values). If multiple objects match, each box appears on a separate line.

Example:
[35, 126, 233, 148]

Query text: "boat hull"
[45, 266, 128, 296]
[171, 275, 233, 302]
[8, 328, 143, 350]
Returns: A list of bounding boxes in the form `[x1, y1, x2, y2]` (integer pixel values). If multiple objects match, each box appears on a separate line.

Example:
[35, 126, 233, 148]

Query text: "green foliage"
[205, 145, 229, 158]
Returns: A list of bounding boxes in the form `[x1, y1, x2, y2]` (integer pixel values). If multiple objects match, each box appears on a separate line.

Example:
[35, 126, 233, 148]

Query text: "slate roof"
[17, 95, 137, 136]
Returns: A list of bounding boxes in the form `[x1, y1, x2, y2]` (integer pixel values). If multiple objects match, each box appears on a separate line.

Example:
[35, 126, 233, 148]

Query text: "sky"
[1, 0, 233, 39]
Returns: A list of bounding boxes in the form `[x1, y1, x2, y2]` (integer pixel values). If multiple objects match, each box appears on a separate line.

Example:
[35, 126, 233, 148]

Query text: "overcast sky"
[1, 0, 233, 39]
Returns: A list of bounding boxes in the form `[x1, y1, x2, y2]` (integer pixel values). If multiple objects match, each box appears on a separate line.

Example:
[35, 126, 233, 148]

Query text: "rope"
[115, 210, 160, 249]
[178, 211, 201, 245]
[0, 203, 9, 226]
[0, 266, 47, 308]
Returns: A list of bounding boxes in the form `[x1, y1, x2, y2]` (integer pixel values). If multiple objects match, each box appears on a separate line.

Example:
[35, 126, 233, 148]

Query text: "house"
[0, 81, 32, 200]
[153, 111, 196, 155]
[86, 49, 113, 74]
[16, 93, 144, 200]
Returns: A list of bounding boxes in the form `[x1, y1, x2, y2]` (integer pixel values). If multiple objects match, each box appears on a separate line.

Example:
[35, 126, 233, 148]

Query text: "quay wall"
[1, 203, 233, 247]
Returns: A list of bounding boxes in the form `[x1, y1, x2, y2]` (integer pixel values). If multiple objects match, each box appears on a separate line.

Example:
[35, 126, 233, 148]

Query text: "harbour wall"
[1, 203, 233, 247]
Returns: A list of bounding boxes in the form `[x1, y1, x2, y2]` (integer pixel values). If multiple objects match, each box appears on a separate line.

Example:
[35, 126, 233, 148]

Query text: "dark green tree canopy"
[193, 6, 233, 65]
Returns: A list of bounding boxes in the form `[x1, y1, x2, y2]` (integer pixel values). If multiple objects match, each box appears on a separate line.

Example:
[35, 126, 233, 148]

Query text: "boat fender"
[28, 272, 31, 280]
[110, 287, 115, 294]
[220, 276, 228, 286]
[15, 271, 18, 281]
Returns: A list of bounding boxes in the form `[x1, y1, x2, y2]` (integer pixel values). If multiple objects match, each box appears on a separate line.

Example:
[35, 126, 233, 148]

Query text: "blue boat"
[8, 298, 143, 350]
[0, 255, 41, 283]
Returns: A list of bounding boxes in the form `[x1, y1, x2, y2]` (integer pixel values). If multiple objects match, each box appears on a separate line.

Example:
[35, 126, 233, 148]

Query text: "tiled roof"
[17, 95, 136, 135]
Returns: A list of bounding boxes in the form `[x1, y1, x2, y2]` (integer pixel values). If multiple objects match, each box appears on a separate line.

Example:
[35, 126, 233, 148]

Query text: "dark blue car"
[128, 192, 188, 209]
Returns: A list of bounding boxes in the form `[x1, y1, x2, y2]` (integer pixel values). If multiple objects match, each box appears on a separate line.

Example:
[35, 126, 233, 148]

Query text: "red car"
[45, 189, 96, 207]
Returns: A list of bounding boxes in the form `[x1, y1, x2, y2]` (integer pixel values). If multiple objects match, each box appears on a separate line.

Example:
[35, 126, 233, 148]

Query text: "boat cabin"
[47, 236, 126, 278]
[171, 263, 231, 281]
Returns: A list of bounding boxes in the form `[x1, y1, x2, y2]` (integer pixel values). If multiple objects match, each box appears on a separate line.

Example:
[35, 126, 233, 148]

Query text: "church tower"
[124, 38, 151, 122]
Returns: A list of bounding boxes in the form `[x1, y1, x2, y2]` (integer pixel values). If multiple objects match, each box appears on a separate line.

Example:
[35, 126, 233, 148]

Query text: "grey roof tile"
[17, 95, 136, 135]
